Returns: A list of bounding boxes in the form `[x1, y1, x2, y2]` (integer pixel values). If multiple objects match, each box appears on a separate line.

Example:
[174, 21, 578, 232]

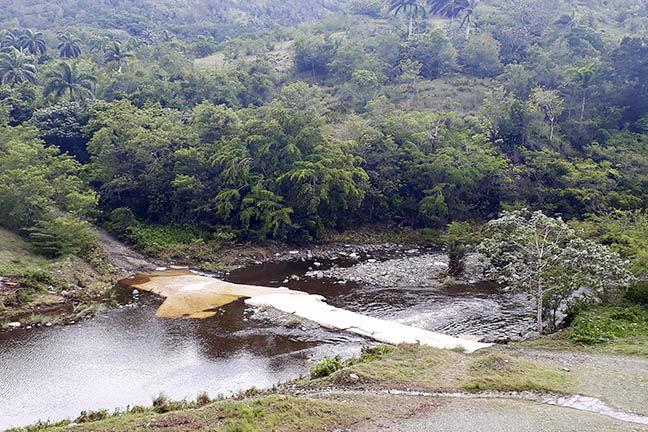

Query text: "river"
[0, 253, 533, 429]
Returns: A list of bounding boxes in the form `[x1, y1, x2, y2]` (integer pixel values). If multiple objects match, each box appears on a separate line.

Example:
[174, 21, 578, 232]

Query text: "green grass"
[0, 228, 48, 275]
[463, 353, 569, 392]
[13, 395, 367, 432]
[521, 304, 648, 358]
[125, 224, 211, 254]
[317, 344, 570, 393]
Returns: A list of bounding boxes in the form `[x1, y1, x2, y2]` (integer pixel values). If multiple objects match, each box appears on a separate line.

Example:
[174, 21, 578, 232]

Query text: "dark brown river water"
[0, 255, 533, 429]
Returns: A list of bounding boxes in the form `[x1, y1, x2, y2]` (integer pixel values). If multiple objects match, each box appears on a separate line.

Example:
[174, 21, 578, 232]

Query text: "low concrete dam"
[123, 269, 491, 353]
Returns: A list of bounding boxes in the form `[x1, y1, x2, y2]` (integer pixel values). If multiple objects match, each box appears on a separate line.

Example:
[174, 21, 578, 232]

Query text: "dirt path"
[97, 229, 158, 278]
[507, 347, 648, 416]
[346, 394, 648, 432]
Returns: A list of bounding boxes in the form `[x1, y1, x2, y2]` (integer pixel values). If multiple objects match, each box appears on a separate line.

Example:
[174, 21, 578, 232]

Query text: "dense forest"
[0, 0, 646, 274]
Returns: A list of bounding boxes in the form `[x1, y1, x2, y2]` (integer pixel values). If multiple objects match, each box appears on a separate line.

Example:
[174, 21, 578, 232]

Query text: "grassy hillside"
[0, 228, 114, 328]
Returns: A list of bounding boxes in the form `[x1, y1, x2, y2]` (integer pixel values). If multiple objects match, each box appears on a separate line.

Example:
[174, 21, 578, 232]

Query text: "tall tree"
[479, 209, 633, 333]
[44, 62, 96, 101]
[103, 41, 132, 72]
[428, 0, 479, 38]
[529, 87, 564, 144]
[389, 0, 427, 37]
[0, 30, 18, 52]
[57, 33, 82, 58]
[18, 29, 47, 56]
[0, 49, 37, 84]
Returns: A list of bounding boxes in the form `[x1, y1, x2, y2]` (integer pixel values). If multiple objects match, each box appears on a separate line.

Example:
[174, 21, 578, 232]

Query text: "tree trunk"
[408, 16, 414, 37]
[549, 121, 555, 143]
[465, 20, 471, 39]
[536, 283, 544, 334]
[580, 93, 586, 122]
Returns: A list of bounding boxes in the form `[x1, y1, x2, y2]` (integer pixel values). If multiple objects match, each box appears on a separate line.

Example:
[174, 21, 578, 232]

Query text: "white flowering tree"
[478, 209, 634, 333]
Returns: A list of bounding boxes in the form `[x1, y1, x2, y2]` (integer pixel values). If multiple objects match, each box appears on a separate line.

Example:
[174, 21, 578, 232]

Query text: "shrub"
[567, 305, 648, 345]
[28, 216, 97, 258]
[17, 269, 52, 291]
[358, 344, 395, 362]
[75, 409, 109, 423]
[460, 32, 503, 77]
[107, 207, 137, 236]
[626, 281, 648, 306]
[402, 30, 457, 79]
[152, 393, 170, 413]
[196, 391, 211, 406]
[310, 356, 343, 379]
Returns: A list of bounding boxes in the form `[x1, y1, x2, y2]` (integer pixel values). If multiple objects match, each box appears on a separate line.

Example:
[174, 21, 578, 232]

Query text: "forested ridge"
[0, 0, 646, 272]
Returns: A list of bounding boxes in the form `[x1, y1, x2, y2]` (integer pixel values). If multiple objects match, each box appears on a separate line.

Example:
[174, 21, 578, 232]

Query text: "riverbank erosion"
[13, 341, 648, 432]
[0, 228, 157, 330]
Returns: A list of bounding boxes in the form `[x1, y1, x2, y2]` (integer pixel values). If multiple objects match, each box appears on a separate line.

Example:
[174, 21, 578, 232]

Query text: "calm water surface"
[0, 255, 532, 429]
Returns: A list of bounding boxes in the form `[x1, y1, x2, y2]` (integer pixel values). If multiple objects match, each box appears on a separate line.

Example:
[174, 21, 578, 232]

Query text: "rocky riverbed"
[304, 251, 482, 288]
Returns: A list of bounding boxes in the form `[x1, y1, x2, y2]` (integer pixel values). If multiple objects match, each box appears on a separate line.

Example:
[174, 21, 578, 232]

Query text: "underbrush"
[567, 304, 648, 346]
[310, 345, 396, 379]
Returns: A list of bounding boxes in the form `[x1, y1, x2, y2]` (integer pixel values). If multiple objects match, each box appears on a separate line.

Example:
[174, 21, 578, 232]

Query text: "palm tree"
[18, 29, 47, 56]
[44, 62, 96, 101]
[0, 48, 38, 84]
[427, 0, 478, 38]
[389, 0, 427, 37]
[57, 33, 82, 58]
[0, 30, 18, 52]
[103, 41, 132, 72]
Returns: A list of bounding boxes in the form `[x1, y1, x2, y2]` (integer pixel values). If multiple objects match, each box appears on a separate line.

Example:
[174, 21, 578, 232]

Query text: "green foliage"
[626, 282, 648, 306]
[460, 32, 503, 77]
[310, 356, 344, 378]
[75, 410, 109, 423]
[0, 0, 646, 252]
[28, 216, 97, 258]
[0, 125, 97, 257]
[479, 209, 634, 333]
[573, 210, 648, 276]
[402, 30, 457, 78]
[125, 224, 208, 254]
[568, 305, 648, 345]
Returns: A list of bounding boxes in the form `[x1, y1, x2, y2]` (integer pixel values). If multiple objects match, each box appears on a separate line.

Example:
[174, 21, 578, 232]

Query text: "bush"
[152, 393, 170, 413]
[358, 344, 395, 362]
[75, 409, 109, 423]
[310, 356, 343, 379]
[28, 216, 97, 258]
[17, 269, 53, 291]
[107, 207, 137, 236]
[402, 30, 457, 79]
[125, 224, 208, 254]
[196, 392, 211, 406]
[626, 281, 648, 306]
[567, 305, 648, 345]
[460, 32, 503, 77]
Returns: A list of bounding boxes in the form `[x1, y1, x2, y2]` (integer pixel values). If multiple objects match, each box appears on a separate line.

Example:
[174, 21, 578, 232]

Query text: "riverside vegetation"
[1, 0, 648, 430]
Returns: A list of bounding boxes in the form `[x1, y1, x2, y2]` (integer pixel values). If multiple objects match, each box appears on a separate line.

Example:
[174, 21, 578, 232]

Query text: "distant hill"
[0, 0, 350, 40]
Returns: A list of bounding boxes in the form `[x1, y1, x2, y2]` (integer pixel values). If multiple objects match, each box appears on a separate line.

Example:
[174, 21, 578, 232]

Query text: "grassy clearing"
[463, 352, 569, 392]
[521, 305, 648, 358]
[312, 344, 570, 393]
[14, 395, 367, 432]
[193, 40, 295, 73]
